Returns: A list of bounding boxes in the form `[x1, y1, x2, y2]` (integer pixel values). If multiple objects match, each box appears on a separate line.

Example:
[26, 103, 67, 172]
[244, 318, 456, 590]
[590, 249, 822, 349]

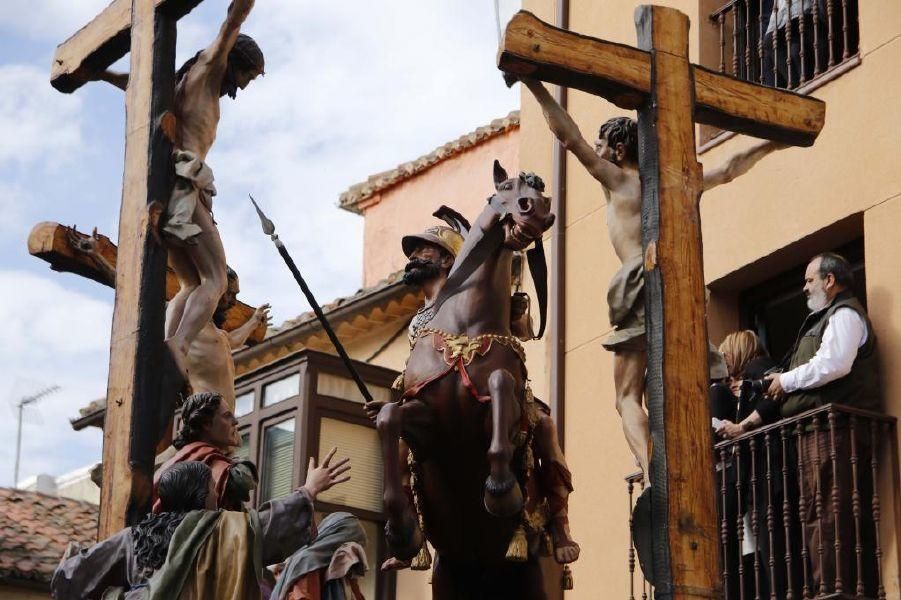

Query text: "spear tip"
[249, 194, 276, 236]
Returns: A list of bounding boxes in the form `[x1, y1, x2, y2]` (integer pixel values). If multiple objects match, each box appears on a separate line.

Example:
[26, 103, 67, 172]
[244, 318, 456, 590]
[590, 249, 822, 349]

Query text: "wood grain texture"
[27, 222, 266, 343]
[98, 0, 175, 539]
[636, 6, 721, 599]
[498, 10, 826, 146]
[50, 0, 203, 93]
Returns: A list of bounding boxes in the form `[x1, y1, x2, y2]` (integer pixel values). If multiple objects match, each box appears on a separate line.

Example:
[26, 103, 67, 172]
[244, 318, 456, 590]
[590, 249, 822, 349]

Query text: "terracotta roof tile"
[0, 488, 98, 585]
[338, 111, 519, 214]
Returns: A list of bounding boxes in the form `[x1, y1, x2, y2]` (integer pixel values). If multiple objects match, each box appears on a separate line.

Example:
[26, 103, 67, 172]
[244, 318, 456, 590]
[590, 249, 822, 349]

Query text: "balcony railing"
[626, 403, 899, 599]
[709, 0, 859, 91]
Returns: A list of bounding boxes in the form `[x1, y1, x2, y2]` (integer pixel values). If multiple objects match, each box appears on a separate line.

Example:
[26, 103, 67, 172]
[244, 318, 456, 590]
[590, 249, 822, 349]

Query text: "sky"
[0, 0, 522, 488]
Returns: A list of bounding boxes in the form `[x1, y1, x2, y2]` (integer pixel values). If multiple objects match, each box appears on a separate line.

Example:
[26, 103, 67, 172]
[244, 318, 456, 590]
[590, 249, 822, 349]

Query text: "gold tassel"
[411, 543, 432, 570]
[505, 525, 528, 562]
[561, 565, 574, 590]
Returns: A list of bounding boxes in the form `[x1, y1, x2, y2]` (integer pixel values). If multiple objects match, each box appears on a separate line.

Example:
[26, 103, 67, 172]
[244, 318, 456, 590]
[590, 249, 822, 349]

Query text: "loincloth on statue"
[163, 149, 217, 245]
[399, 328, 527, 404]
[602, 254, 646, 353]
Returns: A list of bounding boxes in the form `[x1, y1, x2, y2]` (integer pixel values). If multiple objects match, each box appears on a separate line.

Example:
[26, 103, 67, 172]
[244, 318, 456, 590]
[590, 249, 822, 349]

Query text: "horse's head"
[491, 160, 555, 251]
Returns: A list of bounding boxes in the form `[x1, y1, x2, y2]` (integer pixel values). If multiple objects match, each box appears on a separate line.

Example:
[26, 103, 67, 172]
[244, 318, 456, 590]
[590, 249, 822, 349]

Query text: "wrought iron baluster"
[812, 0, 823, 75]
[721, 447, 731, 595]
[850, 416, 865, 597]
[780, 425, 795, 600]
[813, 415, 826, 596]
[870, 421, 886, 600]
[796, 422, 811, 599]
[749, 436, 762, 599]
[784, 0, 794, 88]
[719, 12, 728, 73]
[827, 409, 843, 593]
[744, 0, 752, 80]
[733, 3, 741, 76]
[771, 0, 780, 88]
[628, 478, 636, 600]
[758, 0, 766, 84]
[826, 0, 836, 68]
[762, 433, 774, 600]
[736, 442, 746, 599]
[841, 0, 850, 60]
[798, 0, 808, 83]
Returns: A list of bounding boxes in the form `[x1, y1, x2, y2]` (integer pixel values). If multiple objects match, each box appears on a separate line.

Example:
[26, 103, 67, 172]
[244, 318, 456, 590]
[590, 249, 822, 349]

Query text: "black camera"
[740, 379, 769, 396]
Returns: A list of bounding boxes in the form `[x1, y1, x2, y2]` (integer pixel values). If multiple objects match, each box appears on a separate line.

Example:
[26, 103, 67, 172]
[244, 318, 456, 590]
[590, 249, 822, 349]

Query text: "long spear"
[249, 195, 374, 406]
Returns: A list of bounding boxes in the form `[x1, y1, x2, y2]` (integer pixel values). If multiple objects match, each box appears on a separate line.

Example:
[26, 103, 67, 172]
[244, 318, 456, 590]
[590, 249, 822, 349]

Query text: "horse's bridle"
[421, 196, 549, 340]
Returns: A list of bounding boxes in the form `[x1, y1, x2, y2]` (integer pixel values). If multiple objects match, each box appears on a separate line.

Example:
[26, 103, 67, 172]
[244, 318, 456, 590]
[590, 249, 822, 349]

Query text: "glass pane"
[235, 391, 254, 417]
[316, 418, 382, 512]
[317, 372, 393, 405]
[233, 432, 250, 462]
[263, 373, 300, 407]
[261, 418, 295, 502]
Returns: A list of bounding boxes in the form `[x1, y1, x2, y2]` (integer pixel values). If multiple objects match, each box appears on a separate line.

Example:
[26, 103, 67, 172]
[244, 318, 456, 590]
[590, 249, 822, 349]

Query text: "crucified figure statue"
[67, 230, 270, 409]
[88, 0, 264, 378]
[523, 78, 784, 477]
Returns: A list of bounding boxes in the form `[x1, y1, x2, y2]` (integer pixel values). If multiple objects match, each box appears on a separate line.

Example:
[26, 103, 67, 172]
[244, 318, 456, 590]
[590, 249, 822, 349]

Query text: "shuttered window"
[261, 418, 295, 502]
[316, 418, 383, 513]
[317, 372, 392, 405]
[235, 392, 254, 417]
[262, 373, 300, 407]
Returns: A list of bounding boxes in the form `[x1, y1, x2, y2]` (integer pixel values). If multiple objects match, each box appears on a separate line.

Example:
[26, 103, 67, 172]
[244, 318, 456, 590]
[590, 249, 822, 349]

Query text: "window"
[233, 432, 251, 462]
[235, 391, 254, 417]
[739, 239, 865, 361]
[262, 373, 300, 407]
[261, 418, 295, 502]
[316, 418, 383, 513]
[708, 0, 859, 91]
[317, 372, 393, 405]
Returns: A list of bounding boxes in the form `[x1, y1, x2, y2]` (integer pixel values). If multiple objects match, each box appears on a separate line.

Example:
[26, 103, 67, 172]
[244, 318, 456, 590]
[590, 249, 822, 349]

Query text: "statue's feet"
[549, 516, 580, 564]
[385, 512, 423, 563]
[483, 472, 524, 518]
[380, 556, 411, 572]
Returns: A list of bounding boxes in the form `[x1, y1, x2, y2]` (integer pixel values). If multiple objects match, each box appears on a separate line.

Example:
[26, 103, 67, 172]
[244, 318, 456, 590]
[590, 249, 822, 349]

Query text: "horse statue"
[376, 161, 557, 599]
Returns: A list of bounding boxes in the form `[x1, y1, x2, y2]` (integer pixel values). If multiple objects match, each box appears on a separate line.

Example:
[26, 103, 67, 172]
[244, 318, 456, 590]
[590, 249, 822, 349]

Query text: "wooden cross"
[499, 6, 825, 599]
[27, 222, 266, 342]
[50, 0, 204, 538]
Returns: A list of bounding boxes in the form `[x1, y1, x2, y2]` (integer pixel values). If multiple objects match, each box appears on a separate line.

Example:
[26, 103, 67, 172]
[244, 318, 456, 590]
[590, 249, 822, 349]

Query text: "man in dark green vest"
[766, 251, 880, 595]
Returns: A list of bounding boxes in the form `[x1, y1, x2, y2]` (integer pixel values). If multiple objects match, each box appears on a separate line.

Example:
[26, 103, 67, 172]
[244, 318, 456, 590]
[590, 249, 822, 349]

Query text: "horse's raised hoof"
[384, 514, 423, 562]
[483, 473, 524, 517]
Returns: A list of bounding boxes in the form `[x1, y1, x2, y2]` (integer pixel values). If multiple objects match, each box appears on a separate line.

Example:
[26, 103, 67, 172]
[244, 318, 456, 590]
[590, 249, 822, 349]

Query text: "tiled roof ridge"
[268, 268, 406, 335]
[338, 110, 520, 214]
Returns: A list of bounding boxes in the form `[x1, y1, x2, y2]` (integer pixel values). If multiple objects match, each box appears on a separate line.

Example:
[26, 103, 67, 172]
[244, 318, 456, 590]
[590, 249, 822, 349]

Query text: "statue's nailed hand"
[303, 447, 351, 500]
[67, 226, 101, 257]
[252, 303, 272, 329]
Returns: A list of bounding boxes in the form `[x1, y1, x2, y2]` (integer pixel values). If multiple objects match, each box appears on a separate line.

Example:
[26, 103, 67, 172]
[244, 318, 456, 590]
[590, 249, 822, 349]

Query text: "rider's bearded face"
[403, 243, 447, 286]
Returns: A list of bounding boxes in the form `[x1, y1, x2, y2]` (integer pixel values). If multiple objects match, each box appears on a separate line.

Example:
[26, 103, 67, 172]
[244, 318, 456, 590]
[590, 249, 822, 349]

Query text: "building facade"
[517, 0, 901, 597]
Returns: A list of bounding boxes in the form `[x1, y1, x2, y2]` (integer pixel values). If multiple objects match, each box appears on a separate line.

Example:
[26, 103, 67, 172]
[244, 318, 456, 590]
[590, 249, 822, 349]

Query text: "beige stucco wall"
[520, 0, 901, 597]
[360, 130, 520, 288]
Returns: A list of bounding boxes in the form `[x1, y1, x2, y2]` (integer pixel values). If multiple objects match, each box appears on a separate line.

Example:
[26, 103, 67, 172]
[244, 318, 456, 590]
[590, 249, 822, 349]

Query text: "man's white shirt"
[780, 307, 867, 393]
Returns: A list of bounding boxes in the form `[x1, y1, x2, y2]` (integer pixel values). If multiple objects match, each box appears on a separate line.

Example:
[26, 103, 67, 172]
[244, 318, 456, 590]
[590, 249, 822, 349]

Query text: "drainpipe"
[550, 0, 569, 447]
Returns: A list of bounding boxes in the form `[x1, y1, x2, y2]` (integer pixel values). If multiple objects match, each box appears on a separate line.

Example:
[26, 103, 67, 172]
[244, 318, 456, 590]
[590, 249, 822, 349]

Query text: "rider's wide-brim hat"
[402, 226, 464, 258]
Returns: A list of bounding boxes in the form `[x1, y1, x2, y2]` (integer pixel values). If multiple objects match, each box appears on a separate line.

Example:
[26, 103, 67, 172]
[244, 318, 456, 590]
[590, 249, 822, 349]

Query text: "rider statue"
[370, 207, 580, 568]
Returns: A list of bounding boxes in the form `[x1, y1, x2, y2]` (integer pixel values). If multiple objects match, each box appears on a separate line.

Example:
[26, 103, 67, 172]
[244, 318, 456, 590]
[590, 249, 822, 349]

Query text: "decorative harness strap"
[399, 328, 526, 404]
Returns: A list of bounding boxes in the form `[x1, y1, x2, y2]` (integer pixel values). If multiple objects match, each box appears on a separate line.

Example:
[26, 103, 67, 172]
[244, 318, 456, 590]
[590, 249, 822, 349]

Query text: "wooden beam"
[635, 6, 720, 598]
[50, 0, 203, 93]
[27, 222, 266, 344]
[498, 10, 826, 146]
[99, 0, 175, 538]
